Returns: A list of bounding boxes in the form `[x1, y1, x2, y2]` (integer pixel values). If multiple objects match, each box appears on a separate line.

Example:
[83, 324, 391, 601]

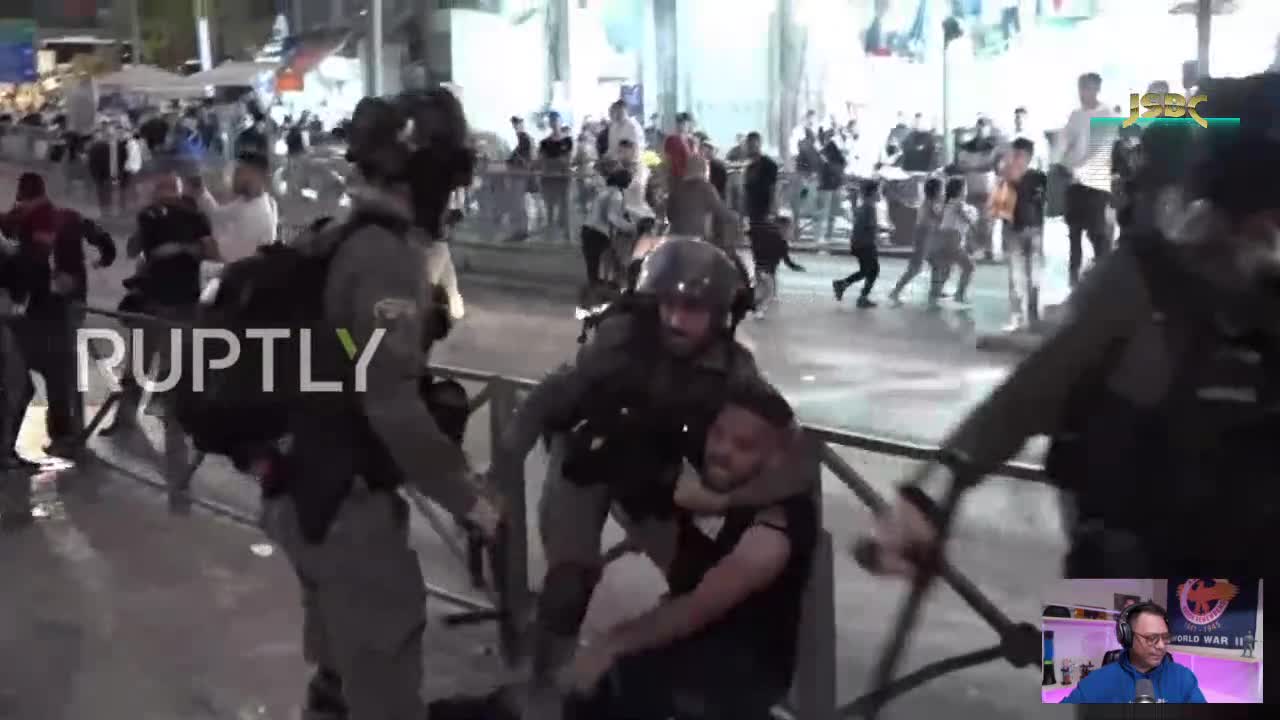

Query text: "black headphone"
[1116, 601, 1169, 649]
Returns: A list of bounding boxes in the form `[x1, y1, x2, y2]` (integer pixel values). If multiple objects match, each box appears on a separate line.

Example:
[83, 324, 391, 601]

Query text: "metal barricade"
[55, 300, 1048, 720]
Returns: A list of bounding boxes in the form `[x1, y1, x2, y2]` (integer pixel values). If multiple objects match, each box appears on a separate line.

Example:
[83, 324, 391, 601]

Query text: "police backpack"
[171, 213, 407, 470]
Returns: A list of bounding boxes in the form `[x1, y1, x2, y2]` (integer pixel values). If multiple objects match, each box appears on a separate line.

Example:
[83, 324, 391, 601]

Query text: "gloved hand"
[854, 486, 942, 579]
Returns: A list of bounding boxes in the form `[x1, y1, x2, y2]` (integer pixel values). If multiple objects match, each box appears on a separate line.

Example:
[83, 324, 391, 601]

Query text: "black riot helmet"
[1135, 73, 1280, 300]
[1182, 73, 1280, 217]
[345, 88, 476, 237]
[633, 237, 746, 323]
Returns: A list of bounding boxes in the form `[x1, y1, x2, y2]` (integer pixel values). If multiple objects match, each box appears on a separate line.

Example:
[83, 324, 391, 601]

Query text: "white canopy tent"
[186, 61, 279, 88]
[95, 65, 203, 98]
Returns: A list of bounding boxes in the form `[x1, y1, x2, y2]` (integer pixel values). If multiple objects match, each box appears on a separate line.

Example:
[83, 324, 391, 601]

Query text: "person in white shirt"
[193, 150, 279, 277]
[1056, 72, 1115, 286]
[1001, 107, 1047, 171]
[615, 139, 653, 221]
[605, 100, 645, 160]
[580, 167, 636, 286]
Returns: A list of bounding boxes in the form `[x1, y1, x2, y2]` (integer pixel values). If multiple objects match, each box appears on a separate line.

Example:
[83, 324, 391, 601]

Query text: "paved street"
[2, 403, 1067, 720]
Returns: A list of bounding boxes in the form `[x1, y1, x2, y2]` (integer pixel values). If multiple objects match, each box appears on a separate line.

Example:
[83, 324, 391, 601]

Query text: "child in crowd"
[888, 175, 944, 304]
[748, 215, 806, 319]
[834, 179, 891, 308]
[928, 177, 978, 307]
[991, 137, 1048, 330]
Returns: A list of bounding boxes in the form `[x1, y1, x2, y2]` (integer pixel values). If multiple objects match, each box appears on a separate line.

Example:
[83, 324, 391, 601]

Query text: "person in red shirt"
[4, 173, 115, 456]
[663, 112, 698, 187]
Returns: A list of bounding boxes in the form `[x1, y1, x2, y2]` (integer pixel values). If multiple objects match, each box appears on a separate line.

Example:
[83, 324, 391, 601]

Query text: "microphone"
[1134, 678, 1156, 703]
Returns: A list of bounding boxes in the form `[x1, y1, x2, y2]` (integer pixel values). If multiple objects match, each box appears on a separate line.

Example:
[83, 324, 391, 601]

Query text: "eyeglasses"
[1135, 632, 1172, 646]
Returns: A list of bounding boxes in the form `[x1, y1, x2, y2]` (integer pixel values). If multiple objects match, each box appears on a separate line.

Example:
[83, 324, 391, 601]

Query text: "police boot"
[302, 667, 348, 720]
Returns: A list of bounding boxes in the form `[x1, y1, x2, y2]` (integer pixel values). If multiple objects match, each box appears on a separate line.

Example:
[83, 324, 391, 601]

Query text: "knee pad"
[537, 562, 602, 636]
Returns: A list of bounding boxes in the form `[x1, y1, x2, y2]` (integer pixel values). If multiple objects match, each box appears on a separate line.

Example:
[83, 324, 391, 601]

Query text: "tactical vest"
[559, 303, 743, 520]
[1047, 236, 1280, 577]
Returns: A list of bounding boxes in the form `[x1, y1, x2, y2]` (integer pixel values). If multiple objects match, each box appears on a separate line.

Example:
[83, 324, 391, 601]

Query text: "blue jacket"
[1062, 652, 1206, 704]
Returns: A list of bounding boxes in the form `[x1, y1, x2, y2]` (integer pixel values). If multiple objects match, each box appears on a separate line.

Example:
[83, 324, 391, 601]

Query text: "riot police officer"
[489, 237, 810, 713]
[860, 72, 1280, 581]
[257, 89, 501, 720]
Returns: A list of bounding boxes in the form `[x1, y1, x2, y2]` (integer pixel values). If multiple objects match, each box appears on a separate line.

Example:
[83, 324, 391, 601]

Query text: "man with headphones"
[1062, 602, 1205, 704]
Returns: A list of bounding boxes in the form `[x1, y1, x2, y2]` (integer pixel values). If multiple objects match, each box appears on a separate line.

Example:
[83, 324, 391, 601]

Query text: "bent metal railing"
[63, 304, 1047, 720]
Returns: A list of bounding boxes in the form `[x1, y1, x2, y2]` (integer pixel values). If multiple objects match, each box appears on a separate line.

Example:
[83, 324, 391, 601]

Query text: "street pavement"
[3, 396, 1068, 720]
[0, 163, 1095, 719]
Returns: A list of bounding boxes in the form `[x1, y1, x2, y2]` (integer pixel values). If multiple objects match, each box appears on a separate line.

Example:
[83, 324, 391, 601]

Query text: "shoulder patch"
[373, 297, 418, 322]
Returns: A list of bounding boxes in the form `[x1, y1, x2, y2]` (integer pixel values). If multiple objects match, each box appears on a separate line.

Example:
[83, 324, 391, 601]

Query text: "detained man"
[563, 379, 817, 720]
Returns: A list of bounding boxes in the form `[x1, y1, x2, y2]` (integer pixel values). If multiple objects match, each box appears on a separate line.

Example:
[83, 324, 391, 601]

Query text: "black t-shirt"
[708, 158, 729, 198]
[235, 124, 270, 161]
[286, 126, 306, 155]
[743, 155, 779, 220]
[1011, 169, 1048, 231]
[595, 127, 610, 158]
[900, 130, 938, 172]
[538, 135, 573, 161]
[667, 493, 818, 689]
[818, 141, 847, 191]
[510, 131, 534, 165]
[87, 139, 113, 180]
[135, 201, 212, 304]
[139, 117, 170, 151]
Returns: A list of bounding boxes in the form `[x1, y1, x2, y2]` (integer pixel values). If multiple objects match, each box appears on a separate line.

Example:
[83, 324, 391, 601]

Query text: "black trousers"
[581, 226, 613, 284]
[542, 178, 571, 235]
[0, 323, 28, 455]
[840, 243, 881, 298]
[1065, 184, 1113, 285]
[13, 304, 82, 442]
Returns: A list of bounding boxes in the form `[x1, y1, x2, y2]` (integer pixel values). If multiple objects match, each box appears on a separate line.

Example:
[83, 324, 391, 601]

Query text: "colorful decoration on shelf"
[1080, 660, 1095, 679]
[1060, 658, 1073, 685]
[1043, 630, 1056, 685]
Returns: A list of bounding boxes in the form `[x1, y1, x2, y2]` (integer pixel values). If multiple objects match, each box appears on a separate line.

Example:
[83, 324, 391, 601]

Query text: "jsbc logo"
[1123, 92, 1209, 129]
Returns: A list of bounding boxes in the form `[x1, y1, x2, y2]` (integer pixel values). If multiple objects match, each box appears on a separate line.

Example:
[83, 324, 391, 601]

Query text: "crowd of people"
[537, 72, 1142, 332]
[0, 95, 345, 220]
